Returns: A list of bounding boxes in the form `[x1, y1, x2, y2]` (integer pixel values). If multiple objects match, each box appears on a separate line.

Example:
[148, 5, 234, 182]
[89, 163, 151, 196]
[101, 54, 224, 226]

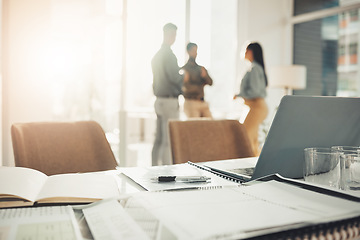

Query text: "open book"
[0, 166, 120, 208]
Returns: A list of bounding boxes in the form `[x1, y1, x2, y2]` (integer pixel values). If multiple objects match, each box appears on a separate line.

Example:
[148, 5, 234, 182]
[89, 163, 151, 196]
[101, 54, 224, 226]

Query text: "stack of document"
[81, 180, 360, 240]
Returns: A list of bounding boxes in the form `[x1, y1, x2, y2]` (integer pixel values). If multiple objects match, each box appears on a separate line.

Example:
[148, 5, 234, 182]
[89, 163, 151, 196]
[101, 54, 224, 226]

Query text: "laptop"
[201, 95, 360, 181]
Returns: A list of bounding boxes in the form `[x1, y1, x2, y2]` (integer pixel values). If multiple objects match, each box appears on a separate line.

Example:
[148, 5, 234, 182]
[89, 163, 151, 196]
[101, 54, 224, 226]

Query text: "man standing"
[182, 42, 213, 118]
[151, 23, 184, 166]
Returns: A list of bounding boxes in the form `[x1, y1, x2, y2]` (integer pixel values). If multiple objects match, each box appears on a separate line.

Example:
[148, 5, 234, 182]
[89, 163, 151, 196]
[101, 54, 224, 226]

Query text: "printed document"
[121, 180, 360, 239]
[0, 206, 82, 240]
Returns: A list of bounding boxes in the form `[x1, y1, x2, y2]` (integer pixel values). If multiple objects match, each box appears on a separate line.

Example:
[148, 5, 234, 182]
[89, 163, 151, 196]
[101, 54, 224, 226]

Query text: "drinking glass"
[331, 146, 360, 153]
[303, 147, 340, 189]
[331, 146, 360, 190]
[340, 152, 360, 192]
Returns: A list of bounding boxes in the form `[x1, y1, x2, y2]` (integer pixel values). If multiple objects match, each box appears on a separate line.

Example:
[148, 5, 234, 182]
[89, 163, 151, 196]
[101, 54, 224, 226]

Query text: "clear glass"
[331, 145, 360, 153]
[303, 147, 340, 189]
[340, 152, 360, 192]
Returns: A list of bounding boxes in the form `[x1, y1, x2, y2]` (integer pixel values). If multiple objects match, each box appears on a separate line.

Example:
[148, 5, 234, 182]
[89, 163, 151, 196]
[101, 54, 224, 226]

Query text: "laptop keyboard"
[229, 167, 255, 177]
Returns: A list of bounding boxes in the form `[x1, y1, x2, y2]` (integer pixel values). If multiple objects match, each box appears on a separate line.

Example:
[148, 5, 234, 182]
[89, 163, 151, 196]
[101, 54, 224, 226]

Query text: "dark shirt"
[152, 44, 183, 98]
[182, 58, 213, 100]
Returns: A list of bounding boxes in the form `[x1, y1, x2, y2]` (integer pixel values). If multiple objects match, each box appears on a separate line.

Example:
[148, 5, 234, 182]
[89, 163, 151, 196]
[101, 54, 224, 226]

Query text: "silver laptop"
[203, 96, 360, 181]
[251, 95, 360, 180]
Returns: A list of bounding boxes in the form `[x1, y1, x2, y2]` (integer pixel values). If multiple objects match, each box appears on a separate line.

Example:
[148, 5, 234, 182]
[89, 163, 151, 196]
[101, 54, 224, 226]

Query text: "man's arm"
[201, 67, 213, 86]
[164, 53, 183, 86]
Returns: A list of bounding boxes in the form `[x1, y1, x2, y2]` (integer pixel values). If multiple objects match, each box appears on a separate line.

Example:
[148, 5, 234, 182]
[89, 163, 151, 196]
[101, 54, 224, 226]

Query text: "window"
[293, 1, 360, 97]
[120, 0, 238, 166]
[126, 0, 186, 110]
[294, 0, 339, 16]
[49, 0, 123, 162]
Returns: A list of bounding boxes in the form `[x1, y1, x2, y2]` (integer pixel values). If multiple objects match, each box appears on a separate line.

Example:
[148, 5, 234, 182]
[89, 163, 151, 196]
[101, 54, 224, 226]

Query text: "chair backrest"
[11, 121, 118, 175]
[169, 119, 254, 164]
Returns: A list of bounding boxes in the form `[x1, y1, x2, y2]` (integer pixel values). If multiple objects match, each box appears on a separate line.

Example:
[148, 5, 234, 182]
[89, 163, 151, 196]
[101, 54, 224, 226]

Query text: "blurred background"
[1, 0, 359, 167]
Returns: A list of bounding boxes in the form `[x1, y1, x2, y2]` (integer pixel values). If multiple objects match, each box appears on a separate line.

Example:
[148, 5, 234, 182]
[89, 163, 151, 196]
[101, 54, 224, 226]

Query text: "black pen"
[151, 176, 211, 183]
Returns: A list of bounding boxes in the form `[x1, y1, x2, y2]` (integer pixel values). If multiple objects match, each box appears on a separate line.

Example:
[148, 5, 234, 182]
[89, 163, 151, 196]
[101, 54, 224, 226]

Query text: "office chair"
[11, 121, 118, 175]
[168, 119, 254, 164]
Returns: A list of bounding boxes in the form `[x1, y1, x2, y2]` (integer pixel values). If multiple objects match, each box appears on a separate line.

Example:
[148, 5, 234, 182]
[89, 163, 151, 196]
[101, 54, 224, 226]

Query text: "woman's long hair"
[247, 42, 268, 86]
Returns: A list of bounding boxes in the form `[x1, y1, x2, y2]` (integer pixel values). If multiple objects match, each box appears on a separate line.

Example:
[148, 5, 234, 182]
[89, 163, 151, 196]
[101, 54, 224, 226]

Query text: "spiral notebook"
[189, 161, 360, 203]
[120, 161, 360, 204]
[119, 162, 240, 192]
[85, 180, 360, 240]
[187, 161, 253, 183]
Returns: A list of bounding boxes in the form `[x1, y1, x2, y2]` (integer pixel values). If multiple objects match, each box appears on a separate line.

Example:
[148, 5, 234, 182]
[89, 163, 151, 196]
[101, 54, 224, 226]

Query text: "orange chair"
[168, 119, 254, 164]
[11, 121, 118, 175]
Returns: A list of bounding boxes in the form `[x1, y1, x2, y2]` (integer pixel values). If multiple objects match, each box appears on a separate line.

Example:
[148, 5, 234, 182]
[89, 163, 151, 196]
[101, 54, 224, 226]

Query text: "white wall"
[207, 0, 238, 114]
[2, 0, 54, 166]
[237, 0, 293, 132]
[0, 0, 3, 165]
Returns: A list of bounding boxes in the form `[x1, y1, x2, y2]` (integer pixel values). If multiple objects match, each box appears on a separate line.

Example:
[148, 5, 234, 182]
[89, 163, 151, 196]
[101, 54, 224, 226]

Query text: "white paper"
[0, 167, 48, 203]
[0, 205, 82, 240]
[82, 198, 150, 240]
[124, 180, 360, 240]
[36, 172, 120, 201]
[0, 167, 121, 206]
[241, 180, 360, 218]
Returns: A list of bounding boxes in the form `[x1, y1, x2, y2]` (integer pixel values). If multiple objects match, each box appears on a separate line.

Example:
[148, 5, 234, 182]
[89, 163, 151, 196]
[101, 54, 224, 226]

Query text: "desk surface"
[113, 169, 146, 193]
[3, 157, 360, 240]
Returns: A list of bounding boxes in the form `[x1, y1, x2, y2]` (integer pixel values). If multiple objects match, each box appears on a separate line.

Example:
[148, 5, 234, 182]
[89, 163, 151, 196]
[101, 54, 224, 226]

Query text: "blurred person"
[151, 23, 186, 166]
[233, 42, 268, 156]
[182, 42, 213, 118]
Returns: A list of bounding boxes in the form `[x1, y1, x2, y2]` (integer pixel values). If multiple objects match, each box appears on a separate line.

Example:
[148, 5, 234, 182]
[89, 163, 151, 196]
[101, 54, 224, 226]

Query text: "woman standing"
[234, 42, 268, 156]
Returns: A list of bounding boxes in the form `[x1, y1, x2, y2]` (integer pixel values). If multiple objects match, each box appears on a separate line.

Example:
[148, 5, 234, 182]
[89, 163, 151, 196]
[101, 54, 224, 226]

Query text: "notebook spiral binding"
[187, 161, 244, 183]
[198, 186, 223, 190]
[246, 216, 360, 240]
[188, 161, 360, 239]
